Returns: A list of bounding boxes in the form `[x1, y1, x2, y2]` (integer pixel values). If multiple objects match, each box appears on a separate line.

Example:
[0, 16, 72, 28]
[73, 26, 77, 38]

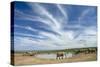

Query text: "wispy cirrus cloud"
[15, 9, 54, 27]
[78, 7, 97, 24]
[28, 3, 64, 35]
[56, 4, 68, 19]
[15, 8, 62, 36]
[15, 25, 37, 32]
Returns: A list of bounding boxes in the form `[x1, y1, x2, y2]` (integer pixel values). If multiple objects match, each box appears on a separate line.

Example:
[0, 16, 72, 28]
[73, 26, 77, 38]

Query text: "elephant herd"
[75, 48, 97, 54]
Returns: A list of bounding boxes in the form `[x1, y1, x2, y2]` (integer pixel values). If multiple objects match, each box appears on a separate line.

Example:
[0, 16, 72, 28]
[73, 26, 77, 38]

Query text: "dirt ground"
[11, 53, 97, 66]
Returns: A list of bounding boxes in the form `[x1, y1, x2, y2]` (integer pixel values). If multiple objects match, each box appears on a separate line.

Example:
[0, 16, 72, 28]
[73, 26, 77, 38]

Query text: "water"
[36, 54, 56, 59]
[36, 53, 73, 59]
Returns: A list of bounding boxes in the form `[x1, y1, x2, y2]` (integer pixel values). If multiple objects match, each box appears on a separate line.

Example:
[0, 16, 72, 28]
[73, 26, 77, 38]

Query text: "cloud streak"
[56, 4, 68, 19]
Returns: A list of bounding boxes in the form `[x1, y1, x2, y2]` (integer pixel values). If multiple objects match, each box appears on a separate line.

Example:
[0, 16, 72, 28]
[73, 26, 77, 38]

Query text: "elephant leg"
[62, 56, 63, 59]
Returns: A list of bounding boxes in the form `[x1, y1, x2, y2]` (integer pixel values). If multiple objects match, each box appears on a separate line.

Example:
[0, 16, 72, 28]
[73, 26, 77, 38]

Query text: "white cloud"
[30, 3, 60, 29]
[15, 9, 56, 29]
[15, 9, 63, 35]
[15, 25, 37, 32]
[56, 4, 68, 19]
[78, 8, 96, 24]
[84, 26, 97, 35]
[14, 32, 46, 39]
[28, 3, 64, 35]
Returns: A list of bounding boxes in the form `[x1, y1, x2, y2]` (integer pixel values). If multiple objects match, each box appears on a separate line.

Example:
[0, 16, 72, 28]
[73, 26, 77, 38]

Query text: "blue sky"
[12, 2, 97, 51]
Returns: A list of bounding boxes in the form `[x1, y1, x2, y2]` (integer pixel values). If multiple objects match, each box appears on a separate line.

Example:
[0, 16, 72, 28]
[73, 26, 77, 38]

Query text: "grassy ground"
[12, 53, 97, 66]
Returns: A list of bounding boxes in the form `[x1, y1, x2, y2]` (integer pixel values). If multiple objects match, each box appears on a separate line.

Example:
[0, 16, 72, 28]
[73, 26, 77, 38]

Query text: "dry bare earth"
[13, 53, 97, 66]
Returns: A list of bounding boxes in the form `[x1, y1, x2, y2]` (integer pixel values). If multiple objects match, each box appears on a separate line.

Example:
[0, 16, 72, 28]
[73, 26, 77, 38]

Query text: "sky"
[12, 1, 97, 51]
